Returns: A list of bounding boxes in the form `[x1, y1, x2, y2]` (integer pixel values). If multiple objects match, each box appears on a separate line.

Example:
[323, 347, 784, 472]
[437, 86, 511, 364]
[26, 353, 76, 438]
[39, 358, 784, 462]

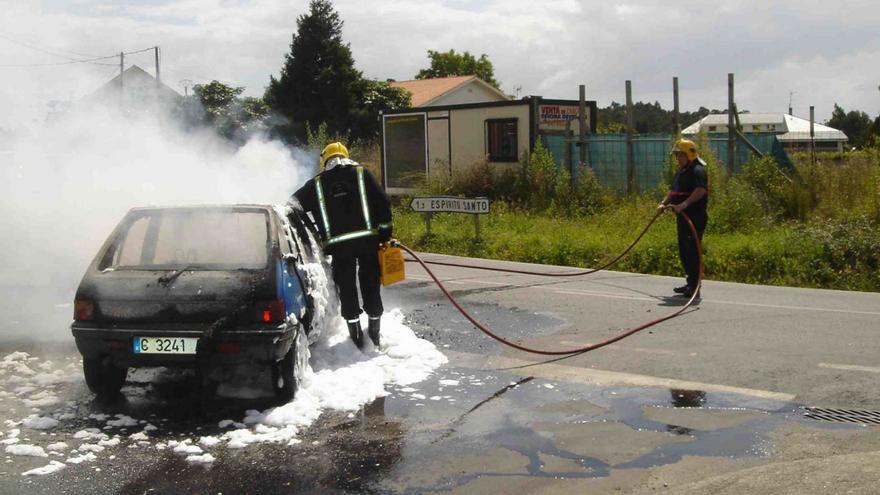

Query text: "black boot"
[368, 316, 381, 347]
[347, 319, 364, 349]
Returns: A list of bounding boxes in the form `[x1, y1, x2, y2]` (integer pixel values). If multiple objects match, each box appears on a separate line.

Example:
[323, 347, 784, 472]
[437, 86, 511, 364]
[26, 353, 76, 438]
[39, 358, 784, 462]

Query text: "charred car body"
[71, 205, 326, 402]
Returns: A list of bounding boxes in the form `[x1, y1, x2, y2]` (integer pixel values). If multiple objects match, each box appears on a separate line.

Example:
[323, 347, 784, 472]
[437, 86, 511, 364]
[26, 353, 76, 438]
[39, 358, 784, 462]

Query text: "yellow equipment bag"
[378, 245, 405, 286]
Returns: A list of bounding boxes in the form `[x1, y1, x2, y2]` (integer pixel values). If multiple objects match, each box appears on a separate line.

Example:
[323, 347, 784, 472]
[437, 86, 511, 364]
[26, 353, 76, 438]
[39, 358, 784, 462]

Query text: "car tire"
[272, 328, 309, 403]
[83, 357, 128, 399]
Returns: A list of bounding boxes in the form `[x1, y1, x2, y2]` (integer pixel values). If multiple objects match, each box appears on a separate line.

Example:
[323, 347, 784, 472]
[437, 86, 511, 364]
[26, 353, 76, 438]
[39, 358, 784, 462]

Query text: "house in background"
[84, 65, 182, 113]
[683, 113, 848, 152]
[390, 75, 509, 107]
[380, 79, 596, 194]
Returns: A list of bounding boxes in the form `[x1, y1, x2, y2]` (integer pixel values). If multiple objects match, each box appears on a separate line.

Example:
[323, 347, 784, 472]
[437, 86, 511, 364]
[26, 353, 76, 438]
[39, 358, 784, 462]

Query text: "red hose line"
[397, 210, 703, 356]
[406, 209, 665, 277]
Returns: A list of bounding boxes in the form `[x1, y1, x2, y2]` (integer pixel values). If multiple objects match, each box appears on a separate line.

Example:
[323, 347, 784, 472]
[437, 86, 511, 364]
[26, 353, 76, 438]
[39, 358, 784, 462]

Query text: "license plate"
[133, 336, 198, 355]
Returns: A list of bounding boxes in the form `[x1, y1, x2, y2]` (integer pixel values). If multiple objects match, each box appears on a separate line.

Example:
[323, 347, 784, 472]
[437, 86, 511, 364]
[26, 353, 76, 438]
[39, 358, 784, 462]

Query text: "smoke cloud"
[0, 104, 316, 342]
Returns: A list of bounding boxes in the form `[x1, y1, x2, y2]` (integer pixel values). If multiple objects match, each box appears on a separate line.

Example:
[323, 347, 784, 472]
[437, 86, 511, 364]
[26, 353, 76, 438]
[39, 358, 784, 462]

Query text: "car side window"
[113, 216, 150, 267]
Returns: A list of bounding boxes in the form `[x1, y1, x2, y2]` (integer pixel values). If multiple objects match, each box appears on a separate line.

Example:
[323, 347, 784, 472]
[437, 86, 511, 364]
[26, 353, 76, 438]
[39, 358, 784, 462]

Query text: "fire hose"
[396, 209, 702, 356]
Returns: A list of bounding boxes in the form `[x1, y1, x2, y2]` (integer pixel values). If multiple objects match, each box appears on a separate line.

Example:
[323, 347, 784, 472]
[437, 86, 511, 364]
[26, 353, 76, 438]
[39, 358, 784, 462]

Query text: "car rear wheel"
[272, 328, 309, 403]
[83, 357, 128, 399]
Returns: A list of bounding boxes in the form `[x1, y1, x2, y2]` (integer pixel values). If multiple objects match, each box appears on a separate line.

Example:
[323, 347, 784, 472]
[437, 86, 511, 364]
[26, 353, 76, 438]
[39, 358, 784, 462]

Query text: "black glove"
[378, 224, 392, 243]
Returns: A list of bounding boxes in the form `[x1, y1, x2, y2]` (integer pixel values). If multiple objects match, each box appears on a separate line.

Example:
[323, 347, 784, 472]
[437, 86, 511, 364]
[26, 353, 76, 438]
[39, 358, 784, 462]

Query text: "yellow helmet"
[671, 138, 699, 161]
[320, 142, 349, 170]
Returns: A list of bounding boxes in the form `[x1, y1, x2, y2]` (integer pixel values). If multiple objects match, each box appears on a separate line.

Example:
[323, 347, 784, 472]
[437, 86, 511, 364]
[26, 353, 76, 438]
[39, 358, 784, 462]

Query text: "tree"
[596, 101, 716, 134]
[265, 0, 363, 143]
[415, 49, 501, 90]
[827, 104, 874, 148]
[349, 80, 411, 136]
[183, 80, 268, 141]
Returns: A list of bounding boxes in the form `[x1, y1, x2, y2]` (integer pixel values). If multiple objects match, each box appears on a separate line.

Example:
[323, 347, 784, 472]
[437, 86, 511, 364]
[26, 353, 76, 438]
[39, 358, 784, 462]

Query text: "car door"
[275, 212, 313, 334]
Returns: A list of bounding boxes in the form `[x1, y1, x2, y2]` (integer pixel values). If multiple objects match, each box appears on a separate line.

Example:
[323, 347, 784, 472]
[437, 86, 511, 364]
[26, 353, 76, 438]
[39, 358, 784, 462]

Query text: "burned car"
[71, 205, 327, 402]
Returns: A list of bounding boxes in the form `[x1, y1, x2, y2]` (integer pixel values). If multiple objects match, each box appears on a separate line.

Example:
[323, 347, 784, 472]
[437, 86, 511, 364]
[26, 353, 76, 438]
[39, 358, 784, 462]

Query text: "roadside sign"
[410, 196, 490, 241]
[410, 196, 490, 214]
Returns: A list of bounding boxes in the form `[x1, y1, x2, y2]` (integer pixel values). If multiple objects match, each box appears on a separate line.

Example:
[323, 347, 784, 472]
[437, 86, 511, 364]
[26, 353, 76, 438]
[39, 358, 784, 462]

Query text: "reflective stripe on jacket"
[315, 166, 382, 246]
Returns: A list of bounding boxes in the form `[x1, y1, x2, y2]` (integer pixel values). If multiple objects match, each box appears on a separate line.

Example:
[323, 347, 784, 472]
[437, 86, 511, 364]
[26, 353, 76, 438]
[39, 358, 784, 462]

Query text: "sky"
[1, 0, 879, 127]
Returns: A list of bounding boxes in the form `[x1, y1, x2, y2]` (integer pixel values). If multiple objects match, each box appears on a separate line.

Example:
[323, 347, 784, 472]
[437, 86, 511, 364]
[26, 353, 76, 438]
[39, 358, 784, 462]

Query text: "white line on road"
[448, 351, 796, 403]
[407, 274, 880, 317]
[819, 363, 880, 374]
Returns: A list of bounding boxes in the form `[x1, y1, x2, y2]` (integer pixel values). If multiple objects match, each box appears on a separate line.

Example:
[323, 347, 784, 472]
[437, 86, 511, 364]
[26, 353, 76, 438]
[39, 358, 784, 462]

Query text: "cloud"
[1, 0, 878, 126]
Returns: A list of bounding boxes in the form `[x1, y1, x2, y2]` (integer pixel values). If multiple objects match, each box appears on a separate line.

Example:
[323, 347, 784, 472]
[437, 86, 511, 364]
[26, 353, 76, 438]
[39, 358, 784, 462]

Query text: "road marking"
[448, 351, 796, 403]
[409, 275, 654, 302]
[558, 341, 677, 355]
[705, 299, 880, 317]
[544, 288, 655, 302]
[407, 274, 880, 317]
[819, 363, 880, 374]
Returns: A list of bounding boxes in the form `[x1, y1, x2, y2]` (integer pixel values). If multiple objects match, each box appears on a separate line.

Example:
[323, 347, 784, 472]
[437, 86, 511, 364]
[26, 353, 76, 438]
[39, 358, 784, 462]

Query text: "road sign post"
[410, 196, 490, 241]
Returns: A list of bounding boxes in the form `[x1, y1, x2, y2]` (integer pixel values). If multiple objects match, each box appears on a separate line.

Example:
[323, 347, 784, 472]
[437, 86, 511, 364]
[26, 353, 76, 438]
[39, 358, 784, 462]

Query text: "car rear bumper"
[71, 323, 295, 368]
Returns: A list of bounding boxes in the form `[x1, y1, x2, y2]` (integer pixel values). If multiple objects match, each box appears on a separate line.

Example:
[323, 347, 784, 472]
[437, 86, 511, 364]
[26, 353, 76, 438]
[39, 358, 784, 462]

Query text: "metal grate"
[804, 407, 880, 425]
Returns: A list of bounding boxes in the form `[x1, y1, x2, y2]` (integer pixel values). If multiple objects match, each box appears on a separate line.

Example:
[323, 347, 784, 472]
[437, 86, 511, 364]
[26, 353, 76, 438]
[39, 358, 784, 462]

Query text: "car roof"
[126, 204, 275, 215]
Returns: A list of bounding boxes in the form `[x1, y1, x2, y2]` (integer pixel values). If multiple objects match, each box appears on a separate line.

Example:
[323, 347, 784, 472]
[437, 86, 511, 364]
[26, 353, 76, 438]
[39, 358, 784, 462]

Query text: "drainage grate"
[804, 407, 880, 425]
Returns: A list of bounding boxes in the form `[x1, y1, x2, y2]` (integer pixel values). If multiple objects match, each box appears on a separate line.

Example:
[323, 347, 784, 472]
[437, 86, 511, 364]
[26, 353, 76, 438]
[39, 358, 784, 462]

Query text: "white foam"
[22, 415, 59, 430]
[46, 442, 68, 451]
[227, 309, 445, 449]
[66, 452, 97, 464]
[199, 436, 221, 448]
[98, 437, 121, 447]
[106, 415, 139, 428]
[22, 460, 66, 476]
[439, 379, 460, 386]
[186, 453, 216, 464]
[5, 444, 48, 457]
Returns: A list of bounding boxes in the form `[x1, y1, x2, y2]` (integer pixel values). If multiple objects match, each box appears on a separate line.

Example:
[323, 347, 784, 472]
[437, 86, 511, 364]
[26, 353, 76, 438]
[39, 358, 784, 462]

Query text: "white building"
[682, 113, 848, 152]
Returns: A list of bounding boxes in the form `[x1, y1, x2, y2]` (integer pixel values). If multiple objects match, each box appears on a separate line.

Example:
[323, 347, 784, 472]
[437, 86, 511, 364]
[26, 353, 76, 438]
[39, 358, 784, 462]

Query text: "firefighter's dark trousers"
[676, 209, 707, 289]
[330, 241, 383, 320]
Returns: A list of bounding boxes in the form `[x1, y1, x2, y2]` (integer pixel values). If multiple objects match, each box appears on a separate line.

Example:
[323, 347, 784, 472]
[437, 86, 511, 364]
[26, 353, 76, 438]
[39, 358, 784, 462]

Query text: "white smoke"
[0, 104, 316, 341]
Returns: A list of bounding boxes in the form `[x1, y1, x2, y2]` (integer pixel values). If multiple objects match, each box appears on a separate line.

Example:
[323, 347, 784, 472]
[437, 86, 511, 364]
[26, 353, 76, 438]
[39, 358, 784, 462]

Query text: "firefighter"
[657, 138, 708, 298]
[292, 142, 393, 349]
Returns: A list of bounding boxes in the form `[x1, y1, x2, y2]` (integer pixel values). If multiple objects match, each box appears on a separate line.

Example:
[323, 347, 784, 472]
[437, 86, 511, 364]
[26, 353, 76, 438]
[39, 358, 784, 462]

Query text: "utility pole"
[810, 105, 816, 164]
[578, 84, 587, 177]
[727, 73, 735, 175]
[180, 79, 193, 97]
[119, 51, 125, 109]
[154, 46, 161, 86]
[673, 76, 680, 135]
[625, 80, 636, 195]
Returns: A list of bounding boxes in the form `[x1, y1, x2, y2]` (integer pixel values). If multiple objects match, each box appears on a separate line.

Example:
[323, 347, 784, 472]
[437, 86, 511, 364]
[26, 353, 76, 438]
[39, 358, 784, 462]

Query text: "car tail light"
[216, 342, 241, 354]
[254, 299, 285, 323]
[74, 300, 95, 321]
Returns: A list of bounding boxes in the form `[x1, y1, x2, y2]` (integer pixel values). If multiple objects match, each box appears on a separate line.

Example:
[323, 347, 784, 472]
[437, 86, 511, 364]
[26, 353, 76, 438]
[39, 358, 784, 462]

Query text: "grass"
[391, 144, 880, 292]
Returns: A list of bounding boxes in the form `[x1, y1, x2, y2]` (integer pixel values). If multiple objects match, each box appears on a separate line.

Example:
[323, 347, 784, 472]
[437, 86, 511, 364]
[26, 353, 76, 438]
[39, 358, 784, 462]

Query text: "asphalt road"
[391, 252, 880, 410]
[2, 254, 879, 494]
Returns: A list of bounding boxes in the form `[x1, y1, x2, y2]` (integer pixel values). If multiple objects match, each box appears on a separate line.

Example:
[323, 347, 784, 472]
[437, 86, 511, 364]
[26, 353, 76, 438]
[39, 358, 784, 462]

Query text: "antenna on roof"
[788, 90, 795, 115]
[514, 85, 522, 99]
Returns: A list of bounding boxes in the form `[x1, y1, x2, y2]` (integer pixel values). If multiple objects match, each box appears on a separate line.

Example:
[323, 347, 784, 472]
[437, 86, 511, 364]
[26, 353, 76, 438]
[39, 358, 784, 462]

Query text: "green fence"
[542, 133, 792, 192]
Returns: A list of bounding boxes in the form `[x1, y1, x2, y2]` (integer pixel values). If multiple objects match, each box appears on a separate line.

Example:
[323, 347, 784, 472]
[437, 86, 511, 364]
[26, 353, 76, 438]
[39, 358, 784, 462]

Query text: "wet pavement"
[0, 337, 871, 495]
[3, 265, 880, 493]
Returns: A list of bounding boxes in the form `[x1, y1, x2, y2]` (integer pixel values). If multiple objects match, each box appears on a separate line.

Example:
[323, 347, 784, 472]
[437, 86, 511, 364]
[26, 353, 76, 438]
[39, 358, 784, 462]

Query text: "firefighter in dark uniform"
[657, 138, 708, 298]
[292, 142, 393, 349]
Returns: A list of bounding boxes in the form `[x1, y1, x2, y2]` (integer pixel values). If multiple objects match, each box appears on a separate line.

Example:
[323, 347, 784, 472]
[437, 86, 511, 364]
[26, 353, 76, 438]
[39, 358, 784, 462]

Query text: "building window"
[752, 125, 761, 132]
[708, 126, 717, 132]
[486, 119, 518, 162]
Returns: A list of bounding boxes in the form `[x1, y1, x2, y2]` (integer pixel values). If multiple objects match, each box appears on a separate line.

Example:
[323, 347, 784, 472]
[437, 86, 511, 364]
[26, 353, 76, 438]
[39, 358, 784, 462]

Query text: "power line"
[0, 33, 113, 65]
[0, 33, 158, 68]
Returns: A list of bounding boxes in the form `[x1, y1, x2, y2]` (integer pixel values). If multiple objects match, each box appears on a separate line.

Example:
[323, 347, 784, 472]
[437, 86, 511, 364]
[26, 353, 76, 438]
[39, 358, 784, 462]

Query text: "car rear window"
[108, 210, 269, 270]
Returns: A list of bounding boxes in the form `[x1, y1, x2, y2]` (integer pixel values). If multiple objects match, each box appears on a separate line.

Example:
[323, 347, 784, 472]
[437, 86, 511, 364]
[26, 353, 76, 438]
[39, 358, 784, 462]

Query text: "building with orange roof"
[390, 75, 509, 107]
